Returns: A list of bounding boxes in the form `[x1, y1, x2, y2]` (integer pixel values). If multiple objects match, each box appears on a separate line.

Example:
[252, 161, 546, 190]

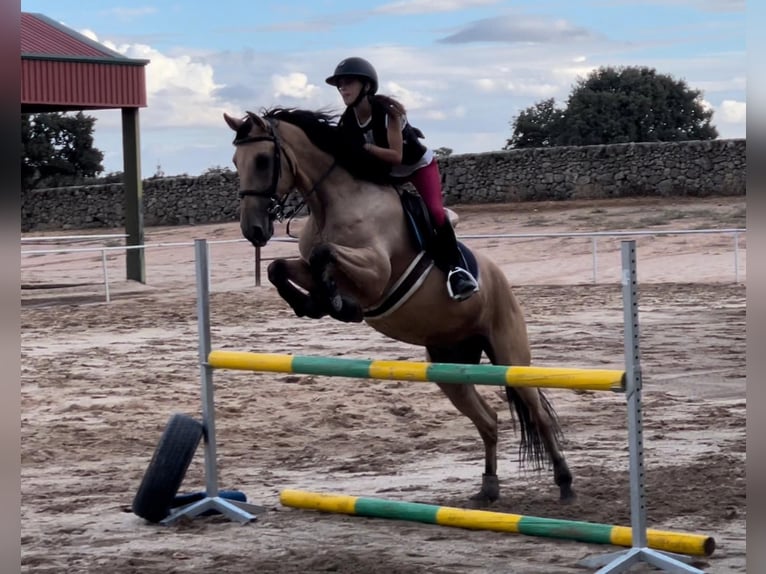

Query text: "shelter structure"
[21, 12, 149, 282]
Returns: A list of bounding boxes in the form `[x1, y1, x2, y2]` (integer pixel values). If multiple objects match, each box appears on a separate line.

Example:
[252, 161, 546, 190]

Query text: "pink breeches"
[403, 159, 447, 227]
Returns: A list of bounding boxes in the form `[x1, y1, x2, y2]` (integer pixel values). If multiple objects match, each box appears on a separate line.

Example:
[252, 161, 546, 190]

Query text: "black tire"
[132, 413, 204, 523]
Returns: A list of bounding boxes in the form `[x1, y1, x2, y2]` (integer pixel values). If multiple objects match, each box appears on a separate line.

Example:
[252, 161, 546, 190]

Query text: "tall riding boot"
[431, 221, 479, 301]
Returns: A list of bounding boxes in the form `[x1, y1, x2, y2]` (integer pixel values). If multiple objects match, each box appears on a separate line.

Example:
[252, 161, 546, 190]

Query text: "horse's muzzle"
[241, 223, 272, 247]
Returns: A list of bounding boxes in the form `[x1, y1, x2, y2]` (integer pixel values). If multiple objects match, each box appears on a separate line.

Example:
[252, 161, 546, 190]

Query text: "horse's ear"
[245, 111, 269, 132]
[223, 112, 243, 132]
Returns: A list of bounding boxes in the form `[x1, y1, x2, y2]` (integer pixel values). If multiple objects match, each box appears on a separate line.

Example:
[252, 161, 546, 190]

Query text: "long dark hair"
[370, 94, 406, 118]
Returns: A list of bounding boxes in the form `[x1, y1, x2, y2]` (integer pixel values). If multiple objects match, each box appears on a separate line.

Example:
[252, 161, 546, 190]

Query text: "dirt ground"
[21, 196, 746, 573]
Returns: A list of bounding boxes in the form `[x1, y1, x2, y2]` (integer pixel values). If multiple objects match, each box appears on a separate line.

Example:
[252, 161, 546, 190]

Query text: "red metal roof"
[21, 12, 148, 111]
[21, 13, 116, 59]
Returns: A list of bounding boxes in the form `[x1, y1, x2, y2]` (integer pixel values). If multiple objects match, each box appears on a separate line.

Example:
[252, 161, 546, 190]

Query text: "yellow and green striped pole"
[207, 351, 625, 392]
[279, 490, 715, 558]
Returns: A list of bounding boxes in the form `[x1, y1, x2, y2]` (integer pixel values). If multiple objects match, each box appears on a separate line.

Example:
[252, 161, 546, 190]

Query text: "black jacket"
[337, 99, 427, 183]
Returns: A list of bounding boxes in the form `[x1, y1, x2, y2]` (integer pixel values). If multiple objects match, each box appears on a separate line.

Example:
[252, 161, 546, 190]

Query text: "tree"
[433, 147, 453, 158]
[504, 98, 565, 149]
[21, 112, 105, 190]
[505, 66, 718, 149]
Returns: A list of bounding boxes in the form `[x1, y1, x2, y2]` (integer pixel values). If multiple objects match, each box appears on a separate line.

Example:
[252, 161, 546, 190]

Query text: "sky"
[21, 0, 747, 178]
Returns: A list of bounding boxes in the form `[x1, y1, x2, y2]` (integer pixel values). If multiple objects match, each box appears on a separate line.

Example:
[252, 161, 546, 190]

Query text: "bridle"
[232, 113, 295, 221]
[232, 112, 336, 226]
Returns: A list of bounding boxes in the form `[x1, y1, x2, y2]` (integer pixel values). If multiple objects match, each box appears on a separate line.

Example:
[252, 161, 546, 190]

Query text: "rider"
[326, 56, 479, 302]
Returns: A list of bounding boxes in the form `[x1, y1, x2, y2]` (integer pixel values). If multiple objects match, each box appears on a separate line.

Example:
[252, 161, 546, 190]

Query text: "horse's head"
[223, 111, 297, 246]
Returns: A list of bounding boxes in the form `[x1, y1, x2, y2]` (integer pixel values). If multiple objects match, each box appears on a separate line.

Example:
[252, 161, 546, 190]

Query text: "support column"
[121, 107, 145, 283]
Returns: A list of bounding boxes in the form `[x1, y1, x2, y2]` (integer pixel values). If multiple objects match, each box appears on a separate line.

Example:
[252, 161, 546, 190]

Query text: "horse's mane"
[255, 106, 394, 185]
[261, 107, 341, 157]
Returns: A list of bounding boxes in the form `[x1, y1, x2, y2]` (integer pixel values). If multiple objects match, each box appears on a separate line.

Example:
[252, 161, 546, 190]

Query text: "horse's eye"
[255, 153, 270, 171]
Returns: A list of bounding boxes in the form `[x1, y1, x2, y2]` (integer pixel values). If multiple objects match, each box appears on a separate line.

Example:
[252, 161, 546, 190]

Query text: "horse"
[222, 108, 575, 506]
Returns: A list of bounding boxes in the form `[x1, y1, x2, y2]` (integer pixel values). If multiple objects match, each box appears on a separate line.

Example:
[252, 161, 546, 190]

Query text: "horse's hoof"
[559, 487, 577, 504]
[467, 492, 494, 508]
[468, 473, 499, 507]
[294, 300, 326, 319]
[341, 306, 364, 323]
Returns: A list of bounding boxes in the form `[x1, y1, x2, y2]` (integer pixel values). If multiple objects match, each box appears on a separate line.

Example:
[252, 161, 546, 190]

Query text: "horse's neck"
[295, 154, 387, 227]
[282, 127, 401, 238]
[300, 169, 404, 250]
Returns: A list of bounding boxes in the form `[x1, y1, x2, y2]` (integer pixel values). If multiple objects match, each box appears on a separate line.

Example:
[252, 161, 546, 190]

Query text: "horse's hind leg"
[427, 340, 501, 506]
[486, 329, 576, 503]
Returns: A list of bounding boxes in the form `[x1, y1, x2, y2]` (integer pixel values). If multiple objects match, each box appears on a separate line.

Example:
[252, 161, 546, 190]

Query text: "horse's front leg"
[308, 243, 391, 323]
[267, 258, 328, 319]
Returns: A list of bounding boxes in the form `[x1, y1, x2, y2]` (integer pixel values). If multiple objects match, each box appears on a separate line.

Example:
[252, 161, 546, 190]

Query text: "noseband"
[232, 114, 295, 220]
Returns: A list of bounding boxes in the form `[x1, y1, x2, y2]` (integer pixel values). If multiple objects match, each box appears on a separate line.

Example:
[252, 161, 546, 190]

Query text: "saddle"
[396, 187, 477, 275]
[397, 186, 434, 252]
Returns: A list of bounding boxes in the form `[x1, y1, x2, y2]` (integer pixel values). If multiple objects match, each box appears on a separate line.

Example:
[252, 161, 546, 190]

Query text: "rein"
[285, 159, 336, 238]
[233, 114, 336, 230]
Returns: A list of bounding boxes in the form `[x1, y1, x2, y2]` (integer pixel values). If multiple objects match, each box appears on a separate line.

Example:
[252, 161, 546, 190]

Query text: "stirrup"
[447, 267, 479, 301]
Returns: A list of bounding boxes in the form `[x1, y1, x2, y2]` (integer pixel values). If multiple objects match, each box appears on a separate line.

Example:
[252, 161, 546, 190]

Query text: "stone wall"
[21, 139, 745, 231]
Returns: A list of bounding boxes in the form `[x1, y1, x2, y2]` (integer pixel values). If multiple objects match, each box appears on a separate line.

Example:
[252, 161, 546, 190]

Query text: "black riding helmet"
[325, 57, 378, 95]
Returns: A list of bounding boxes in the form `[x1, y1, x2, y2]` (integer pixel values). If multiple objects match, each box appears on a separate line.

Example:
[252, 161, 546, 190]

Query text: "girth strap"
[363, 251, 434, 320]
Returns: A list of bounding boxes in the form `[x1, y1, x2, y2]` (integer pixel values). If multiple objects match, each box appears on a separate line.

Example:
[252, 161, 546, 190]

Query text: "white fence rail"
[21, 228, 746, 304]
[457, 228, 745, 285]
[20, 233, 129, 243]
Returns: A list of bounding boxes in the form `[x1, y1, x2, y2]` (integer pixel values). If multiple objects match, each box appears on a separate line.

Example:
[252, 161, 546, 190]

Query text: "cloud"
[374, 0, 500, 15]
[98, 6, 158, 21]
[272, 73, 319, 99]
[221, 1, 500, 33]
[472, 77, 562, 97]
[717, 99, 746, 123]
[692, 75, 746, 94]
[695, 98, 744, 135]
[438, 15, 600, 44]
[551, 64, 599, 85]
[240, 17, 343, 33]
[424, 110, 447, 120]
[596, 0, 744, 12]
[383, 81, 433, 110]
[453, 105, 467, 118]
[475, 78, 496, 92]
[70, 9, 745, 176]
[213, 84, 259, 102]
[706, 0, 746, 10]
[79, 30, 233, 129]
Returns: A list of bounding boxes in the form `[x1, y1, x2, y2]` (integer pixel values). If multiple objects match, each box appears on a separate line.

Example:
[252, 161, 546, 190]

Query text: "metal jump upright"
[160, 239, 266, 524]
[581, 241, 705, 573]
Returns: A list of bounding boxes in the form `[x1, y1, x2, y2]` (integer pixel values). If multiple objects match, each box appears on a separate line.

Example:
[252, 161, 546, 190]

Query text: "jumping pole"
[279, 489, 715, 558]
[207, 351, 626, 392]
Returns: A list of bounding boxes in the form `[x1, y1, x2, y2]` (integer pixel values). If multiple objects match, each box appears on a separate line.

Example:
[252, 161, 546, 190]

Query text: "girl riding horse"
[326, 57, 480, 302]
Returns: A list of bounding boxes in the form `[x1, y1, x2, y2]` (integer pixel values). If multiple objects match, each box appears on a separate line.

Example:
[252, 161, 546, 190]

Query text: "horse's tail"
[505, 387, 565, 471]
[480, 256, 566, 471]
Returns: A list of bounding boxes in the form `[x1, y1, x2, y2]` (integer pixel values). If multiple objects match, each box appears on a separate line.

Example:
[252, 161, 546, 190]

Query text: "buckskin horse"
[223, 108, 574, 505]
